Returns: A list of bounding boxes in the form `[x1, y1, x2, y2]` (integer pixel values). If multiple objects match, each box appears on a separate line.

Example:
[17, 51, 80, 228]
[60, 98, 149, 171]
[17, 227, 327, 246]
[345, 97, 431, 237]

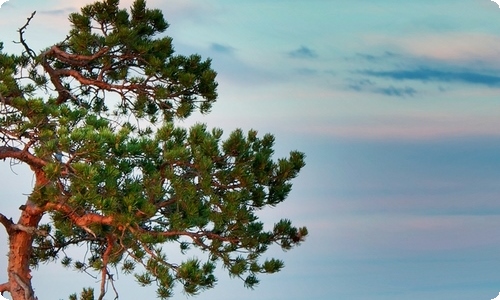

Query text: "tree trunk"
[6, 169, 46, 300]
[7, 202, 43, 300]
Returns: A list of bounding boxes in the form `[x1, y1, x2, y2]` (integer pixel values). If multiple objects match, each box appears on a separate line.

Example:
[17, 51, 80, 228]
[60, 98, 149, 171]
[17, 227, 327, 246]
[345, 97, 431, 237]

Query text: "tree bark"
[6, 169, 46, 300]
[7, 204, 42, 300]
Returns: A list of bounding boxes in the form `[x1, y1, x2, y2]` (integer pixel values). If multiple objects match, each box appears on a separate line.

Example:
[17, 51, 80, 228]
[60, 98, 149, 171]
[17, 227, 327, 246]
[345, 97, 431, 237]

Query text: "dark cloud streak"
[288, 46, 318, 59]
[38, 8, 73, 15]
[354, 51, 398, 62]
[361, 67, 500, 87]
[376, 86, 417, 97]
[347, 78, 416, 97]
[210, 43, 235, 55]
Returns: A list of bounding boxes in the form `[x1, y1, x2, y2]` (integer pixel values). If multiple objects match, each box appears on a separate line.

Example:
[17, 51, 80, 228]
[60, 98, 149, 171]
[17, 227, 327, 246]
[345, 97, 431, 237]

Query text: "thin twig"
[18, 11, 37, 59]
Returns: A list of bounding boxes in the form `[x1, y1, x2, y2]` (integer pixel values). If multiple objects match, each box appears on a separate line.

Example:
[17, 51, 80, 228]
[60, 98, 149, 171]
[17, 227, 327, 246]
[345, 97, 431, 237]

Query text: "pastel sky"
[1, 1, 500, 300]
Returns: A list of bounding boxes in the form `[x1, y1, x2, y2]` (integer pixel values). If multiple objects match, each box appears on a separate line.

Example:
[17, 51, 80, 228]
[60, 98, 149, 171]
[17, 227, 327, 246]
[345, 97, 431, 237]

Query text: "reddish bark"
[7, 207, 42, 300]
[5, 169, 47, 300]
[2, 166, 117, 300]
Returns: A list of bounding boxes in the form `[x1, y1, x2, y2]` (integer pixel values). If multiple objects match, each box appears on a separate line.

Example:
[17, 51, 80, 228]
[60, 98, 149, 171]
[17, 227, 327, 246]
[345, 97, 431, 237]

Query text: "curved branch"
[43, 202, 114, 227]
[18, 11, 37, 59]
[41, 45, 141, 104]
[53, 68, 150, 92]
[98, 235, 115, 300]
[45, 45, 110, 67]
[41, 60, 75, 104]
[44, 56, 196, 102]
[41, 45, 110, 103]
[0, 146, 46, 169]
[0, 282, 10, 295]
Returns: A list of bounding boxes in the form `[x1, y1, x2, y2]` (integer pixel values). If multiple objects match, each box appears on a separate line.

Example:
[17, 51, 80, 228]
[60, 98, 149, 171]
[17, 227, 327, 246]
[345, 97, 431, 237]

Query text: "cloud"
[347, 78, 416, 97]
[347, 78, 375, 91]
[347, 45, 500, 94]
[209, 43, 235, 55]
[296, 107, 500, 140]
[376, 86, 417, 97]
[38, 9, 72, 16]
[288, 46, 318, 59]
[364, 33, 500, 67]
[353, 51, 398, 62]
[361, 68, 500, 87]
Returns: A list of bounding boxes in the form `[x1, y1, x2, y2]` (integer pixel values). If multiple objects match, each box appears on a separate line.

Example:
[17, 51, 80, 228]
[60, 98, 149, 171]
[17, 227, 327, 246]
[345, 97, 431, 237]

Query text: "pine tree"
[0, 1, 307, 299]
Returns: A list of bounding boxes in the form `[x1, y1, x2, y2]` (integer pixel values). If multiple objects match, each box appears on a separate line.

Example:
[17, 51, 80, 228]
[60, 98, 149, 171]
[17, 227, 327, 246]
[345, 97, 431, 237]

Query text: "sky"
[1, 0, 500, 299]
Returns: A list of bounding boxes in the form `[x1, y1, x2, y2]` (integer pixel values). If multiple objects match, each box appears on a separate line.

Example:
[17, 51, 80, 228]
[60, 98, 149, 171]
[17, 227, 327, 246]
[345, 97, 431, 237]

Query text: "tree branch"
[0, 282, 10, 295]
[43, 202, 114, 227]
[45, 45, 110, 67]
[10, 223, 48, 236]
[98, 235, 115, 300]
[41, 60, 75, 104]
[53, 68, 150, 92]
[0, 146, 46, 169]
[0, 213, 14, 234]
[18, 11, 37, 59]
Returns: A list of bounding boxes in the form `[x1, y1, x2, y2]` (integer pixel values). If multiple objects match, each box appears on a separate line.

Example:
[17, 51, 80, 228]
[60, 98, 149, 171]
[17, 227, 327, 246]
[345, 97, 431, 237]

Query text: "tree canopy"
[0, 1, 307, 299]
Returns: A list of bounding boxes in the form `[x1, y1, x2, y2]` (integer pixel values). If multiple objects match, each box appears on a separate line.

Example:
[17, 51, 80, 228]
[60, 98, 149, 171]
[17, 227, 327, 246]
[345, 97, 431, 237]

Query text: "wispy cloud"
[346, 46, 500, 95]
[361, 68, 500, 87]
[353, 51, 398, 62]
[347, 78, 375, 91]
[210, 43, 235, 55]
[377, 86, 417, 97]
[363, 33, 500, 67]
[347, 78, 416, 97]
[38, 9, 73, 16]
[288, 46, 318, 59]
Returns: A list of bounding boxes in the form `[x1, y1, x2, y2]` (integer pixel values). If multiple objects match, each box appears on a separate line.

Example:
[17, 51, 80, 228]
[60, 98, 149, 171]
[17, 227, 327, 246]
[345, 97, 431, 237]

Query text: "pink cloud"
[299, 118, 500, 140]
[365, 33, 500, 66]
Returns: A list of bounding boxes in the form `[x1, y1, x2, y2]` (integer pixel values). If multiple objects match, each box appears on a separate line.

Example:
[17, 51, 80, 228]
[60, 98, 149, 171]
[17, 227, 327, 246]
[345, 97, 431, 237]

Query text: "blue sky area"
[1, 1, 500, 300]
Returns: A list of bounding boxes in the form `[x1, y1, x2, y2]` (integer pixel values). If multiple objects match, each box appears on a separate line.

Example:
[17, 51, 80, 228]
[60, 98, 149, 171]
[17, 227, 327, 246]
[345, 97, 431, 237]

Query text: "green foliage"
[60, 0, 217, 121]
[68, 288, 95, 300]
[0, 0, 307, 299]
